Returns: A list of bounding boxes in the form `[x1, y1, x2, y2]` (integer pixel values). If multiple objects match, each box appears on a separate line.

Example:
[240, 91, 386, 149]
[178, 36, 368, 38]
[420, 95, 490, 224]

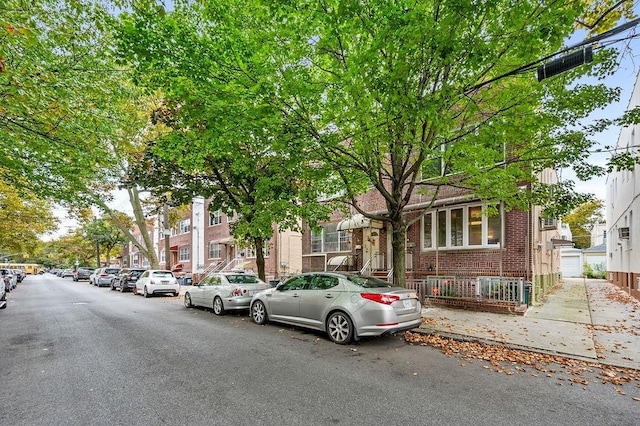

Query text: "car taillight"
[232, 288, 247, 296]
[100, 273, 108, 277]
[360, 293, 400, 305]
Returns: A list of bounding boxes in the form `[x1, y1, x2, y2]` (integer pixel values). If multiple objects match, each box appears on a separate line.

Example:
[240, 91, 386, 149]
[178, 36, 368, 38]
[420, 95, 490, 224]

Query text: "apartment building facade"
[606, 71, 640, 301]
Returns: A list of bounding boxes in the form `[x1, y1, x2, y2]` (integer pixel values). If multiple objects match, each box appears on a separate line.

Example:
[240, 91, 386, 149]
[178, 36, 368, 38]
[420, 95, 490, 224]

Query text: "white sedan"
[133, 270, 180, 298]
[184, 272, 269, 315]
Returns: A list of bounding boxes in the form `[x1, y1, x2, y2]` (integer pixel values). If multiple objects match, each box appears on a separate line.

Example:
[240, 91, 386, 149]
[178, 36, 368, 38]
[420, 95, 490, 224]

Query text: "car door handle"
[324, 294, 334, 298]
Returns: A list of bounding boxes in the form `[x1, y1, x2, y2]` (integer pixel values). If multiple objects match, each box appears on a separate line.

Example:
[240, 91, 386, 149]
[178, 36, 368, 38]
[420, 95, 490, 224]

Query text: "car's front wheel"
[251, 300, 268, 325]
[212, 297, 226, 315]
[143, 286, 149, 298]
[327, 311, 354, 345]
[184, 293, 193, 308]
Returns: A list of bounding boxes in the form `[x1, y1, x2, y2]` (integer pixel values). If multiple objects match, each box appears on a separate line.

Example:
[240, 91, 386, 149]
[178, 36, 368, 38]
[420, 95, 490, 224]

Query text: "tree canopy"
[562, 199, 604, 249]
[112, 0, 638, 285]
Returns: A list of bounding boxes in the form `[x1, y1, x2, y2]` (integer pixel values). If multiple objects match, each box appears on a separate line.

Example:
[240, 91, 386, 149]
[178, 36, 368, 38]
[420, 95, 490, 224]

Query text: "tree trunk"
[254, 237, 266, 282]
[94, 188, 159, 268]
[391, 217, 407, 288]
[95, 243, 100, 268]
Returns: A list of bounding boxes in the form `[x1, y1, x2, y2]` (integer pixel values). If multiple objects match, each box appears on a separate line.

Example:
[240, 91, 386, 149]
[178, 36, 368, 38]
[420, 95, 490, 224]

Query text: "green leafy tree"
[0, 179, 57, 256]
[0, 0, 131, 203]
[83, 216, 129, 267]
[193, 0, 633, 287]
[117, 1, 636, 287]
[115, 5, 335, 280]
[49, 230, 96, 267]
[562, 200, 604, 249]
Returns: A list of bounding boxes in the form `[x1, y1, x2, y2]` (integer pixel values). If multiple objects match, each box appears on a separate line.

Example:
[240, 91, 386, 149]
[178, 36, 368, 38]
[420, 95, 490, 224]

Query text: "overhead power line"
[465, 17, 640, 92]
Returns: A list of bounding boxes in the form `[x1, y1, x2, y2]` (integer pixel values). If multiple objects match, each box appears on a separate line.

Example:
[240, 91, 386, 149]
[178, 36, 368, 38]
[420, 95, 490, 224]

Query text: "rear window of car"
[79, 268, 94, 273]
[130, 270, 145, 277]
[346, 275, 394, 288]
[104, 268, 120, 274]
[151, 271, 174, 278]
[226, 274, 261, 284]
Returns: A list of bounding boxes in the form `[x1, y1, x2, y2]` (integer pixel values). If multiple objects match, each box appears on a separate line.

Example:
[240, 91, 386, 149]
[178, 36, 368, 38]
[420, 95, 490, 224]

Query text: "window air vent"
[618, 227, 630, 239]
[540, 218, 557, 231]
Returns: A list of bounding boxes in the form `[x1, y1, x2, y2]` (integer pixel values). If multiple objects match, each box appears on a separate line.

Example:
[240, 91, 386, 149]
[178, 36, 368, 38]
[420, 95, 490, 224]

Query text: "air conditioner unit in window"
[540, 217, 557, 231]
[618, 227, 630, 239]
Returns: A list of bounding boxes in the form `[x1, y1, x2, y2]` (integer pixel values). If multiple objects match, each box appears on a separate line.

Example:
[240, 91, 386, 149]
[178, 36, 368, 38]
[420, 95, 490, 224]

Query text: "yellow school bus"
[0, 263, 42, 274]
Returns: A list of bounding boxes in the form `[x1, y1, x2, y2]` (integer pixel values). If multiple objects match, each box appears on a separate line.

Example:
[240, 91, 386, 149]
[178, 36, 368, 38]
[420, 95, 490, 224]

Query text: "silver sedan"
[184, 272, 269, 315]
[250, 272, 422, 345]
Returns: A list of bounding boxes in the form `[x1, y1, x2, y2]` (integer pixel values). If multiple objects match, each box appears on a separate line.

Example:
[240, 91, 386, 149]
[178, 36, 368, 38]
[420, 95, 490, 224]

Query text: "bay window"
[423, 204, 502, 250]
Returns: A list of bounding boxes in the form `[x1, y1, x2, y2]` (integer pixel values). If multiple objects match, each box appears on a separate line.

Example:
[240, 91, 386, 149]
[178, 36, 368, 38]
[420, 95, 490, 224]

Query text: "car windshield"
[345, 275, 394, 288]
[226, 274, 260, 284]
[152, 271, 174, 278]
[130, 270, 144, 277]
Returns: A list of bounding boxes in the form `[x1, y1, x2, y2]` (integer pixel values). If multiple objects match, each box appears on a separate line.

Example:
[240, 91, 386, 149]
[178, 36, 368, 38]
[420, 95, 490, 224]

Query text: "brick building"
[301, 170, 563, 304]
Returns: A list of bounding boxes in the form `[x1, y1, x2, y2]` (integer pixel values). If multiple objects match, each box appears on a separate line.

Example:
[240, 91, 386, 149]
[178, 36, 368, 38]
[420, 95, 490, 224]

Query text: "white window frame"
[179, 247, 190, 262]
[209, 210, 222, 226]
[310, 224, 352, 253]
[208, 242, 222, 259]
[179, 219, 191, 234]
[422, 203, 502, 251]
[245, 240, 270, 258]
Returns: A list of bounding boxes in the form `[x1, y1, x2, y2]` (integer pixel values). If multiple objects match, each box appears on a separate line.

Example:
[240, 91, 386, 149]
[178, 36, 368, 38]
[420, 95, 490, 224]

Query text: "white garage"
[560, 248, 583, 278]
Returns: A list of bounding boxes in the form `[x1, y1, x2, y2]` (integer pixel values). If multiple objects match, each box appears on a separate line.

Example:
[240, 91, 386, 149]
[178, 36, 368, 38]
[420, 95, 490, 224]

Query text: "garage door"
[561, 254, 582, 277]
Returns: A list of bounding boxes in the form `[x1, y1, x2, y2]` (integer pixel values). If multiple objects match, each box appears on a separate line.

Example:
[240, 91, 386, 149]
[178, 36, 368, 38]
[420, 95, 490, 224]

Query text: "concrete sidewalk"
[416, 278, 640, 370]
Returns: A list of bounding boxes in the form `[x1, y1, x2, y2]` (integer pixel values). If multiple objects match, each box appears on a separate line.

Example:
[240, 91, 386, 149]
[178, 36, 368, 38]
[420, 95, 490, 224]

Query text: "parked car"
[0, 269, 17, 292]
[61, 269, 75, 278]
[95, 267, 121, 287]
[73, 268, 94, 282]
[89, 268, 101, 285]
[176, 274, 193, 286]
[133, 270, 179, 297]
[249, 272, 422, 345]
[111, 268, 146, 292]
[0, 279, 6, 309]
[13, 269, 25, 283]
[184, 272, 269, 315]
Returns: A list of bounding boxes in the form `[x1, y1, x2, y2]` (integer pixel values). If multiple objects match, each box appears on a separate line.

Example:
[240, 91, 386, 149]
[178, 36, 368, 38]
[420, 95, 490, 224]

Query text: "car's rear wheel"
[212, 297, 226, 315]
[143, 286, 150, 298]
[184, 293, 192, 308]
[327, 312, 354, 345]
[251, 300, 268, 325]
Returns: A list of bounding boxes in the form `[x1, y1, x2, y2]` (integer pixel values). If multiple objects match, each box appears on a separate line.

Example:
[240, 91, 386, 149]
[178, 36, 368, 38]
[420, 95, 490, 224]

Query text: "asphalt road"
[1, 274, 637, 426]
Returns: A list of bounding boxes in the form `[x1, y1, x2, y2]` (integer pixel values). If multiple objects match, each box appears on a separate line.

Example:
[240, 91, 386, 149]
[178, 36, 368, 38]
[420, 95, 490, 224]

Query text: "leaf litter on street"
[403, 331, 640, 400]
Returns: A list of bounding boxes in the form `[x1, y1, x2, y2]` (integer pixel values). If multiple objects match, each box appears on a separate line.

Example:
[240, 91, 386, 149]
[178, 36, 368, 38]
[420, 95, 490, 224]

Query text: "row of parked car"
[58, 266, 423, 345]
[1, 267, 27, 309]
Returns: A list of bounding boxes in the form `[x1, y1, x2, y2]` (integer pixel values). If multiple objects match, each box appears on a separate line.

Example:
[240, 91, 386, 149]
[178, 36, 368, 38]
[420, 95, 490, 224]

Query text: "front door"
[363, 228, 381, 271]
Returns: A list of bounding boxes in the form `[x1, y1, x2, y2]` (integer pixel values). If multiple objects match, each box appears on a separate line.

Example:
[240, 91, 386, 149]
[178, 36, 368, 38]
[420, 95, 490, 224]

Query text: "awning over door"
[337, 214, 370, 231]
[327, 255, 353, 266]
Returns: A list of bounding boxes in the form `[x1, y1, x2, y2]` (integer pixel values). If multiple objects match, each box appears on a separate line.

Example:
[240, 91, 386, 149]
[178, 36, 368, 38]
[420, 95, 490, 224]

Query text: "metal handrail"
[360, 258, 372, 275]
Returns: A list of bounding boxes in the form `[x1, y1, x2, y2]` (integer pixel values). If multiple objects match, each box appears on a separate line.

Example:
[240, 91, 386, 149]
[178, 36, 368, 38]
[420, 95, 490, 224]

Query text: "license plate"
[403, 299, 413, 308]
[161, 280, 169, 284]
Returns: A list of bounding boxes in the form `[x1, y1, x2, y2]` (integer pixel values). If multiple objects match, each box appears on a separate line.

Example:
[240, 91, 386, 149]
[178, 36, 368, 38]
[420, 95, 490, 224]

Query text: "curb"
[409, 327, 640, 370]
